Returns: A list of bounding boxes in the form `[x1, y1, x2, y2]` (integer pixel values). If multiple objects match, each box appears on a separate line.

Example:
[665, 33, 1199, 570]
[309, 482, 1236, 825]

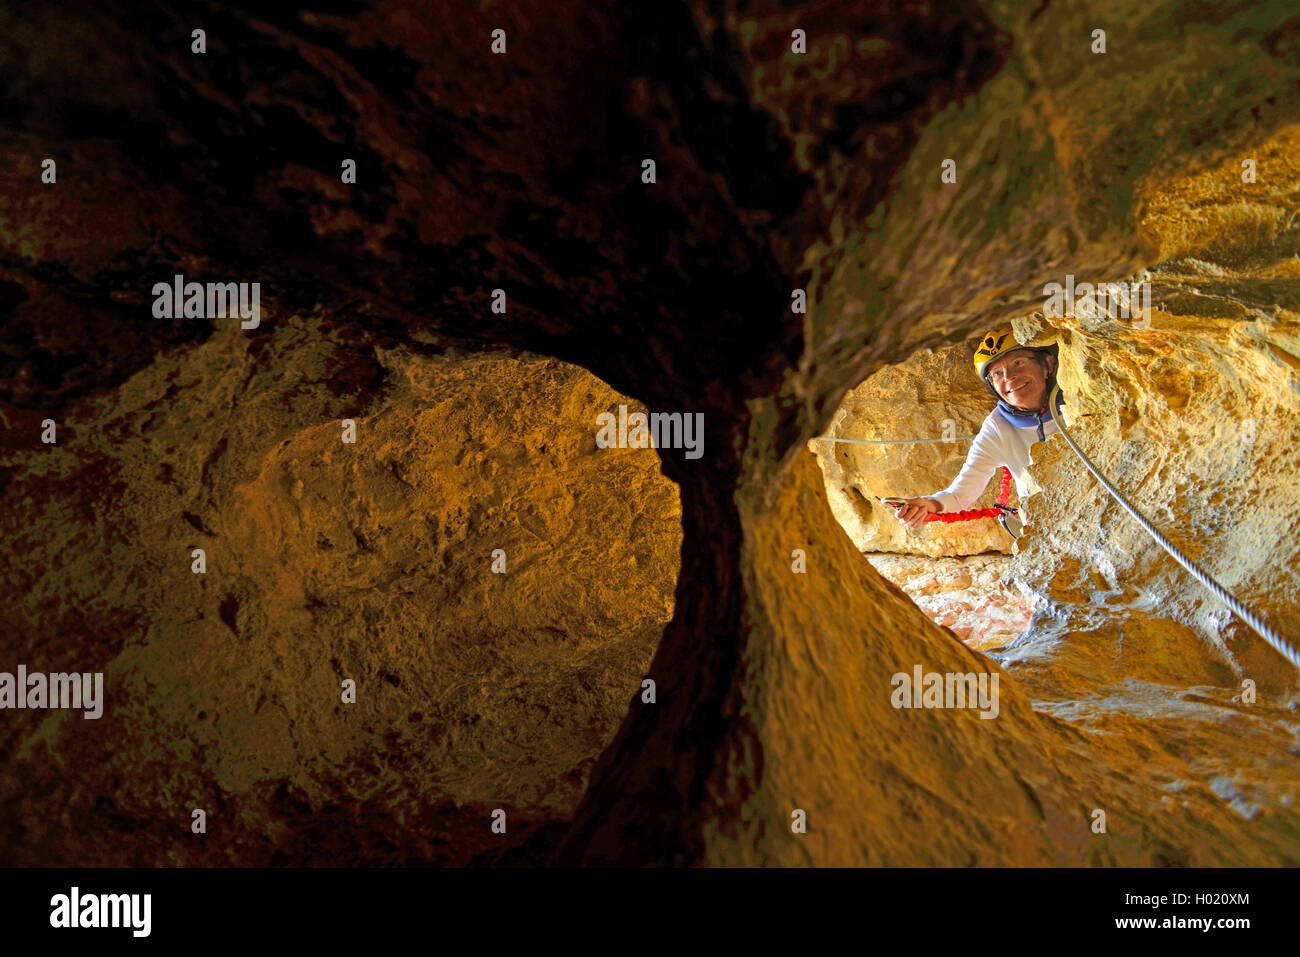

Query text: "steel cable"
[1044, 384, 1299, 670]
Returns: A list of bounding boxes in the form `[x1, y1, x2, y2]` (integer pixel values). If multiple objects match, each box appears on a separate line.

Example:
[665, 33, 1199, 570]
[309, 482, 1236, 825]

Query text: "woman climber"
[890, 328, 1065, 537]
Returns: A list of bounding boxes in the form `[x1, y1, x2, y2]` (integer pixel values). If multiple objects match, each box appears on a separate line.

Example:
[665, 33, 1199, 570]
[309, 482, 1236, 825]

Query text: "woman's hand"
[892, 497, 941, 529]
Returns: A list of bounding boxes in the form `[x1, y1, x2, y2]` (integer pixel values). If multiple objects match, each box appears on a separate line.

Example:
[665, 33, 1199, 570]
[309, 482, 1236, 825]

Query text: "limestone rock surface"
[0, 317, 680, 865]
[2, 0, 1299, 869]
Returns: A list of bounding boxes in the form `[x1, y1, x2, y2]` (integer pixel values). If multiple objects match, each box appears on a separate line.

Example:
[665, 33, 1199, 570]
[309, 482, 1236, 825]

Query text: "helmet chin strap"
[1017, 381, 1054, 440]
[1017, 372, 1058, 440]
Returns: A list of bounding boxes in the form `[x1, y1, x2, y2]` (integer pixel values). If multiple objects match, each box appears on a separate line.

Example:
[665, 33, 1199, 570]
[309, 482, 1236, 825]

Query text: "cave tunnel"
[0, 0, 1298, 880]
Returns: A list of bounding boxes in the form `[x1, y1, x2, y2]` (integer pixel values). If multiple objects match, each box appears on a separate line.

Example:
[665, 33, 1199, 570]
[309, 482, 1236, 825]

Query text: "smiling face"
[985, 349, 1053, 411]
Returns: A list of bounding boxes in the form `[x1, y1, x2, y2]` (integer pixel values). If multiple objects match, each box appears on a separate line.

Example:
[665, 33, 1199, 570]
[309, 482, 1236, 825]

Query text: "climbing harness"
[1042, 383, 1300, 670]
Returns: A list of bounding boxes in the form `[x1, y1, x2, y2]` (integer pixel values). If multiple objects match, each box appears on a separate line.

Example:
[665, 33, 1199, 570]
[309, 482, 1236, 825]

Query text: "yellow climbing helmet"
[973, 326, 1022, 380]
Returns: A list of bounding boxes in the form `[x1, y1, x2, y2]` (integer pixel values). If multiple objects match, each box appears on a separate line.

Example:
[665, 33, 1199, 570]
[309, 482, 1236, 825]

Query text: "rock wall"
[866, 554, 1031, 650]
[0, 316, 681, 864]
[1, 0, 1298, 867]
[1009, 124, 1300, 701]
[810, 123, 1300, 864]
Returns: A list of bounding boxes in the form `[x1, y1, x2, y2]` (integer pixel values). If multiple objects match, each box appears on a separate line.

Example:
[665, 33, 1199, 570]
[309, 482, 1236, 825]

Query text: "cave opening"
[812, 338, 1040, 652]
[804, 204, 1300, 858]
[4, 0, 1300, 873]
[0, 317, 688, 866]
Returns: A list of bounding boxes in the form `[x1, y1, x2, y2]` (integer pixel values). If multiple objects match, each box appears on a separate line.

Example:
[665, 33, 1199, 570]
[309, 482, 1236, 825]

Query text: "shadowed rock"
[1, 0, 1298, 866]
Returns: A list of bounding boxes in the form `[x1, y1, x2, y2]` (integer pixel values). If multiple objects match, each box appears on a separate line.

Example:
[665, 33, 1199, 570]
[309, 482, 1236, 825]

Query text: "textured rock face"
[2, 0, 1300, 868]
[1008, 126, 1300, 701]
[866, 554, 1031, 651]
[0, 321, 680, 864]
[813, 123, 1300, 864]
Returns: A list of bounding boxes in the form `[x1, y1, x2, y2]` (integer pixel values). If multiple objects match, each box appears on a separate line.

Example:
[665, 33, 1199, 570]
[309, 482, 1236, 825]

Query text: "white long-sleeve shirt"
[928, 409, 1059, 512]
